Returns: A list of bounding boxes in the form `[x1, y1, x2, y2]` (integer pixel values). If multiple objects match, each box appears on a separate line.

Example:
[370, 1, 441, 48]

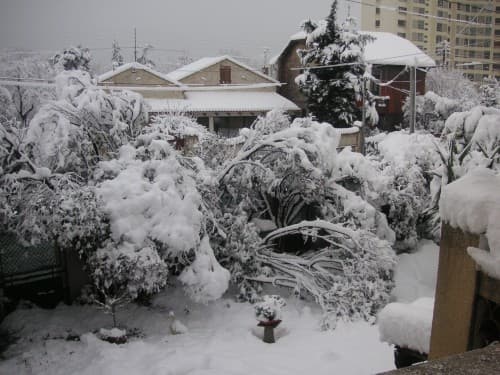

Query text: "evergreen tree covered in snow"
[111, 40, 124, 70]
[296, 1, 370, 128]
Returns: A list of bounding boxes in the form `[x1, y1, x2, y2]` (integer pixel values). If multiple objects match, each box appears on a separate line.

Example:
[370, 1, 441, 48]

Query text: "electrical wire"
[342, 0, 493, 26]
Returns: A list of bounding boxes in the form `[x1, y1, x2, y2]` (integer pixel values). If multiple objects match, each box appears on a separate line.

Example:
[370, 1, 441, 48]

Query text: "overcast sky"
[0, 0, 358, 72]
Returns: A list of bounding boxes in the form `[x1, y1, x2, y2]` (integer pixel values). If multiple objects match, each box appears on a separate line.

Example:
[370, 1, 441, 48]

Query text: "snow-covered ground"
[1, 288, 394, 375]
[0, 240, 440, 375]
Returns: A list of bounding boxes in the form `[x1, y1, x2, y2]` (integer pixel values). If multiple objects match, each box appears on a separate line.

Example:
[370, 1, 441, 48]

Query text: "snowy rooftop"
[98, 62, 184, 86]
[273, 30, 435, 68]
[360, 31, 435, 67]
[167, 55, 279, 84]
[147, 90, 301, 113]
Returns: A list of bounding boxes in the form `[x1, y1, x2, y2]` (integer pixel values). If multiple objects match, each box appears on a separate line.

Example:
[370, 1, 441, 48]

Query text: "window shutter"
[220, 66, 231, 84]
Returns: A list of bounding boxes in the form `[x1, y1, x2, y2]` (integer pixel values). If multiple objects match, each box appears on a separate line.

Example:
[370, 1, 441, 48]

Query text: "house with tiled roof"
[98, 57, 300, 137]
[270, 31, 436, 130]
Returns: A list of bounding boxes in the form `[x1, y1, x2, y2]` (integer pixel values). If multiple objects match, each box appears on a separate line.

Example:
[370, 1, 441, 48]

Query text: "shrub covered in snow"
[212, 111, 397, 326]
[254, 295, 286, 322]
[0, 61, 230, 321]
[403, 91, 461, 135]
[425, 68, 479, 110]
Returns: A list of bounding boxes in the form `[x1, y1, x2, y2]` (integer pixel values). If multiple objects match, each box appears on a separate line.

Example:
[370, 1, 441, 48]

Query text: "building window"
[412, 32, 424, 42]
[438, 0, 449, 8]
[436, 23, 444, 32]
[413, 20, 425, 29]
[376, 7, 380, 14]
[398, 32, 407, 38]
[220, 65, 231, 84]
[375, 20, 381, 27]
[398, 19, 406, 27]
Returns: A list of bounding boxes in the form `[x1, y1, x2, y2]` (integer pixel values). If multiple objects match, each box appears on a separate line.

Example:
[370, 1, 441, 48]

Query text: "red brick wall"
[277, 40, 308, 112]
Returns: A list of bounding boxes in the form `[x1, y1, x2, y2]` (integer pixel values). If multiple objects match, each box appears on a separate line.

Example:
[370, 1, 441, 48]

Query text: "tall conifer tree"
[297, 1, 370, 128]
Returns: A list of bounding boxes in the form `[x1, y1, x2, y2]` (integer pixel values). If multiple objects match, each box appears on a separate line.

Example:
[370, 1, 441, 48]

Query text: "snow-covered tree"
[425, 68, 478, 109]
[435, 40, 450, 67]
[0, 54, 56, 127]
[403, 91, 461, 135]
[1, 72, 234, 326]
[479, 77, 499, 108]
[111, 40, 124, 70]
[52, 46, 91, 72]
[296, 2, 371, 128]
[211, 111, 396, 326]
[25, 69, 147, 177]
[137, 44, 155, 68]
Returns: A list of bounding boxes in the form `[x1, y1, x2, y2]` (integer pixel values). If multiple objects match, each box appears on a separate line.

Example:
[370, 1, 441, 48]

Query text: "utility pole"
[134, 28, 137, 62]
[409, 65, 416, 134]
[360, 73, 367, 154]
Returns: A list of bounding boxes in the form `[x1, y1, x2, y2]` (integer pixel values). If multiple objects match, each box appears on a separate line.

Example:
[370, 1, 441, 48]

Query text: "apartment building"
[361, 0, 500, 82]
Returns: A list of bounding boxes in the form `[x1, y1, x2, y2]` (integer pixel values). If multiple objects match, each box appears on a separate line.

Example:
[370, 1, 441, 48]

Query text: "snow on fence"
[429, 168, 500, 359]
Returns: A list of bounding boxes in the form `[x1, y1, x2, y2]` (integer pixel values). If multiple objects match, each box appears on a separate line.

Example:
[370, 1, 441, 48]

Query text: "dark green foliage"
[297, 1, 370, 128]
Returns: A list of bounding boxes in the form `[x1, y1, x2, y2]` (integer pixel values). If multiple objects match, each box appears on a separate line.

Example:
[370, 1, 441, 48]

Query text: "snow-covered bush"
[403, 91, 461, 135]
[0, 60, 232, 320]
[425, 68, 479, 110]
[213, 111, 397, 326]
[479, 76, 499, 108]
[25, 69, 147, 177]
[52, 46, 91, 72]
[254, 295, 286, 322]
[366, 131, 441, 248]
[92, 129, 229, 303]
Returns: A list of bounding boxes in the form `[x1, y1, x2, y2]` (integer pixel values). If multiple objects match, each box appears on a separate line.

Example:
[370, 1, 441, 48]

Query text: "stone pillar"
[428, 223, 480, 359]
[208, 117, 215, 133]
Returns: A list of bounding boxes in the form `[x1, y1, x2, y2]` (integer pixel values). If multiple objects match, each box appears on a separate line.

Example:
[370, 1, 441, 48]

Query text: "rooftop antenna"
[134, 28, 137, 62]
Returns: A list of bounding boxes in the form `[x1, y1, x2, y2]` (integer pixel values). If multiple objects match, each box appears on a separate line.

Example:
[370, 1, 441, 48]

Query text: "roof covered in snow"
[98, 62, 184, 86]
[167, 55, 279, 84]
[146, 90, 300, 113]
[360, 31, 435, 67]
[273, 30, 435, 68]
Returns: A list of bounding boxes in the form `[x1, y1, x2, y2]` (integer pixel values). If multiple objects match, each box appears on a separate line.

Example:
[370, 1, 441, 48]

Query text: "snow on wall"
[440, 169, 500, 275]
[378, 297, 434, 353]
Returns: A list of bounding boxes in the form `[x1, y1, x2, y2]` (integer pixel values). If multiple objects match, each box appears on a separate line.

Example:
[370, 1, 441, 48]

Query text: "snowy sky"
[0, 0, 357, 72]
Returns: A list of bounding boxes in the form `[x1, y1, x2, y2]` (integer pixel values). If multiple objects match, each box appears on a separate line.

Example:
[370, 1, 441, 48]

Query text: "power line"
[290, 50, 434, 71]
[342, 0, 493, 26]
